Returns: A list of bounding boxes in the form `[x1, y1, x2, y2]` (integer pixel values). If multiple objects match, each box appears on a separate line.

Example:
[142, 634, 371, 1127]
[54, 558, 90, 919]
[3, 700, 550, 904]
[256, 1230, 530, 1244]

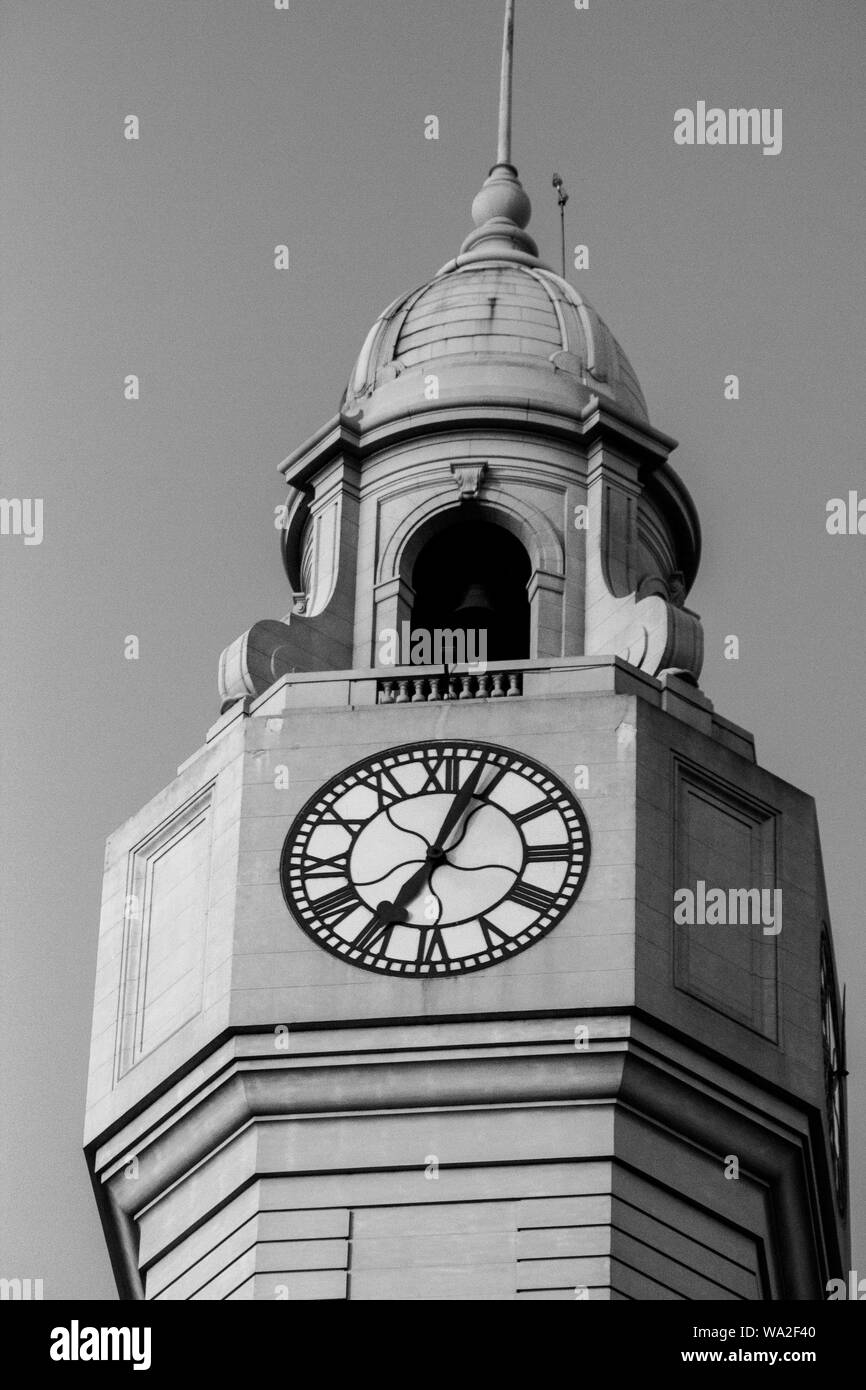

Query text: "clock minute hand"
[430, 758, 486, 854]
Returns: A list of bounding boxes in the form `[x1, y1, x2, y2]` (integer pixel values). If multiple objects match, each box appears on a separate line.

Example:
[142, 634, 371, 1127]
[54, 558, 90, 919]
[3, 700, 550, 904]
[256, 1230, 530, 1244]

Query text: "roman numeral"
[524, 844, 571, 863]
[513, 800, 552, 826]
[419, 927, 449, 964]
[320, 809, 365, 832]
[303, 852, 350, 878]
[478, 916, 511, 950]
[353, 916, 393, 956]
[420, 758, 463, 793]
[478, 763, 509, 801]
[507, 882, 558, 913]
[441, 760, 461, 792]
[311, 883, 358, 921]
[367, 765, 406, 806]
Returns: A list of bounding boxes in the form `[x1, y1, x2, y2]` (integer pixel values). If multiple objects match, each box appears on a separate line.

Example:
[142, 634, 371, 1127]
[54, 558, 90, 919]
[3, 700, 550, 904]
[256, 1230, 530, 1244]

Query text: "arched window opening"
[410, 520, 531, 664]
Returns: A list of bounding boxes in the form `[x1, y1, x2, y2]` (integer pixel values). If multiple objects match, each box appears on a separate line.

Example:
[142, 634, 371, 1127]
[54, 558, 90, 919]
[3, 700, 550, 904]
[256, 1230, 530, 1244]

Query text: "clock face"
[820, 934, 847, 1212]
[280, 740, 590, 976]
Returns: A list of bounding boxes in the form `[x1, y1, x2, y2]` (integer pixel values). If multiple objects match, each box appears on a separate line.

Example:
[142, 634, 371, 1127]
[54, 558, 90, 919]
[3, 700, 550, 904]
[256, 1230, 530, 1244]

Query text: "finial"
[453, 0, 544, 267]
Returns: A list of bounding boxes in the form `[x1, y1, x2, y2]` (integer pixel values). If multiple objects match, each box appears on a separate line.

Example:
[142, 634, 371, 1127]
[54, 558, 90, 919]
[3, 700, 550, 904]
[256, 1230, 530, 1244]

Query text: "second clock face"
[280, 740, 590, 976]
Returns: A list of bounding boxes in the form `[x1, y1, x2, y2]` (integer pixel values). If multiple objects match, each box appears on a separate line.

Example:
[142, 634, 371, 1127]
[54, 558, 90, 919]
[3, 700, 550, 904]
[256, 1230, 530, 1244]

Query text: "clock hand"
[377, 759, 488, 925]
[382, 859, 435, 919]
[429, 757, 487, 853]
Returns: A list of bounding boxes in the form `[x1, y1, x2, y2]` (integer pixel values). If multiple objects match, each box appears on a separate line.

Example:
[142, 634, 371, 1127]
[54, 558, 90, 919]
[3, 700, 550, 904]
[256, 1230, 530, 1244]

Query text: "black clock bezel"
[279, 738, 592, 978]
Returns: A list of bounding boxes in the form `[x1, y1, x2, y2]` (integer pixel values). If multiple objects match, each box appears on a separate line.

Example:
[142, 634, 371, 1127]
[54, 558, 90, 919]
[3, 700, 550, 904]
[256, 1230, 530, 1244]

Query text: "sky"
[1, 0, 864, 1299]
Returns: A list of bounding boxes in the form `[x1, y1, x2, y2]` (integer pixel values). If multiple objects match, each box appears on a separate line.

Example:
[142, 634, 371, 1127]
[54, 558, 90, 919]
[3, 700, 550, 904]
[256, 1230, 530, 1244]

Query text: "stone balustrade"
[377, 669, 523, 703]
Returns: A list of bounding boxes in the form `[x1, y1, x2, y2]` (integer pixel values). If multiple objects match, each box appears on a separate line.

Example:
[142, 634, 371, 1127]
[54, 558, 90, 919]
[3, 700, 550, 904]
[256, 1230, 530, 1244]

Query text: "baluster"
[396, 678, 411, 703]
[476, 672, 490, 698]
[411, 676, 426, 702]
[491, 671, 506, 697]
[427, 676, 441, 701]
[459, 674, 474, 699]
[380, 680, 395, 704]
[506, 672, 521, 697]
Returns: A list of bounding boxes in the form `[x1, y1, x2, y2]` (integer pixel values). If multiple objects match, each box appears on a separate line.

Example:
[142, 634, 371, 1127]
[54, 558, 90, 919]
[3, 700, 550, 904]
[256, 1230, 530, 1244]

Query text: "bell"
[454, 582, 494, 615]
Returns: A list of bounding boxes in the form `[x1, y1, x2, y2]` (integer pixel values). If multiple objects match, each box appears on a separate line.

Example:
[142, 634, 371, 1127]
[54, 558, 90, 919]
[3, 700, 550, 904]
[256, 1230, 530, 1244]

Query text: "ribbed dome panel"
[345, 259, 649, 425]
[394, 267, 562, 369]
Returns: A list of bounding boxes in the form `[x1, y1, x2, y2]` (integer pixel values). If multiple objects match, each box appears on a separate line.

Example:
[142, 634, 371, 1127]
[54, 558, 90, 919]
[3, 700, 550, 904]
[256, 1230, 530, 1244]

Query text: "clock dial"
[280, 740, 590, 976]
[820, 933, 847, 1213]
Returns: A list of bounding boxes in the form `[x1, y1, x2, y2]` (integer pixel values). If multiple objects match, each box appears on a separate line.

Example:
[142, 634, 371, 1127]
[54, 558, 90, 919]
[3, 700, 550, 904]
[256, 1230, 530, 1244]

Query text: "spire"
[497, 0, 515, 166]
[457, 0, 541, 266]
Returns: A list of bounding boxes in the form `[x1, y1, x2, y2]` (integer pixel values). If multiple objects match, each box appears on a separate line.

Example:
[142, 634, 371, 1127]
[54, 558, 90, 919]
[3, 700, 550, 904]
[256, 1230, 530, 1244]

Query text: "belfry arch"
[373, 492, 566, 666]
[410, 518, 532, 663]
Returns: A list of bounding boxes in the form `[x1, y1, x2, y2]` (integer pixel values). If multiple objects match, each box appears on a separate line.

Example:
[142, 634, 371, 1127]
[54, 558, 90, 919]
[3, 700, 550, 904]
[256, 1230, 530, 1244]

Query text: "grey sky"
[1, 0, 863, 1297]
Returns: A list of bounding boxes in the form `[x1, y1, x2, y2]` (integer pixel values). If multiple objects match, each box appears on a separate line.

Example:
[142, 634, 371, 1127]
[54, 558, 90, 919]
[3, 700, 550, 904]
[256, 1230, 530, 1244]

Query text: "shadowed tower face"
[85, 0, 848, 1301]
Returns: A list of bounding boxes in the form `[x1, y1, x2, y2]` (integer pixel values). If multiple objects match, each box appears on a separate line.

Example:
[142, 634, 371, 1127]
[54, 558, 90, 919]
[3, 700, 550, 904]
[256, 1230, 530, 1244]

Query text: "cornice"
[87, 1011, 844, 1300]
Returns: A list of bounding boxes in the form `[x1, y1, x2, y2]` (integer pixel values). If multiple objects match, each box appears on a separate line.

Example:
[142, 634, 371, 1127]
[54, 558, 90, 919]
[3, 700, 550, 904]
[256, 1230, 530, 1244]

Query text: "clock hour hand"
[377, 858, 434, 925]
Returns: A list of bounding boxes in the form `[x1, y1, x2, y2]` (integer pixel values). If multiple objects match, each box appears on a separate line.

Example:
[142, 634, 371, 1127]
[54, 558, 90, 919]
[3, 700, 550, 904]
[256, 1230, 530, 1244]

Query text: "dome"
[344, 258, 649, 426]
[343, 2, 648, 432]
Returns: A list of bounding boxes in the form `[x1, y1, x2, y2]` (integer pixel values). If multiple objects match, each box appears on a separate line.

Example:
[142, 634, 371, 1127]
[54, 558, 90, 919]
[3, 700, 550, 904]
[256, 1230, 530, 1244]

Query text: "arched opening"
[410, 519, 531, 663]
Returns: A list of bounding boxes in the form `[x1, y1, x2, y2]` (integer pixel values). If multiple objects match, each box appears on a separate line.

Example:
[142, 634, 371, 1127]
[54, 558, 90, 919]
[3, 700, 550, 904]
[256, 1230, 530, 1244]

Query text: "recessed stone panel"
[673, 759, 779, 1041]
[115, 784, 214, 1079]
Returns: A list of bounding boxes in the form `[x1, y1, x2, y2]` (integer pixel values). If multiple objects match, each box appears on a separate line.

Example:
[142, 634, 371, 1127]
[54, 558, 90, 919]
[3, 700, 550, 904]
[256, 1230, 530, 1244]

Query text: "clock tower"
[85, 2, 849, 1300]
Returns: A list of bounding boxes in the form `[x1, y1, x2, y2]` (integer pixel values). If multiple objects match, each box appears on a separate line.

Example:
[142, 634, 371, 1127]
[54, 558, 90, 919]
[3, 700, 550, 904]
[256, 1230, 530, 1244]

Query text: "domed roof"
[343, 2, 648, 430]
[344, 257, 648, 425]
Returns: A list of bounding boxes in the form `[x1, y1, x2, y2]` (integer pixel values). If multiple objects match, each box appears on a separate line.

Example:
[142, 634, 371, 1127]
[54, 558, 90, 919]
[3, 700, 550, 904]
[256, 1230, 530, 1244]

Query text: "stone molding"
[88, 1014, 840, 1301]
